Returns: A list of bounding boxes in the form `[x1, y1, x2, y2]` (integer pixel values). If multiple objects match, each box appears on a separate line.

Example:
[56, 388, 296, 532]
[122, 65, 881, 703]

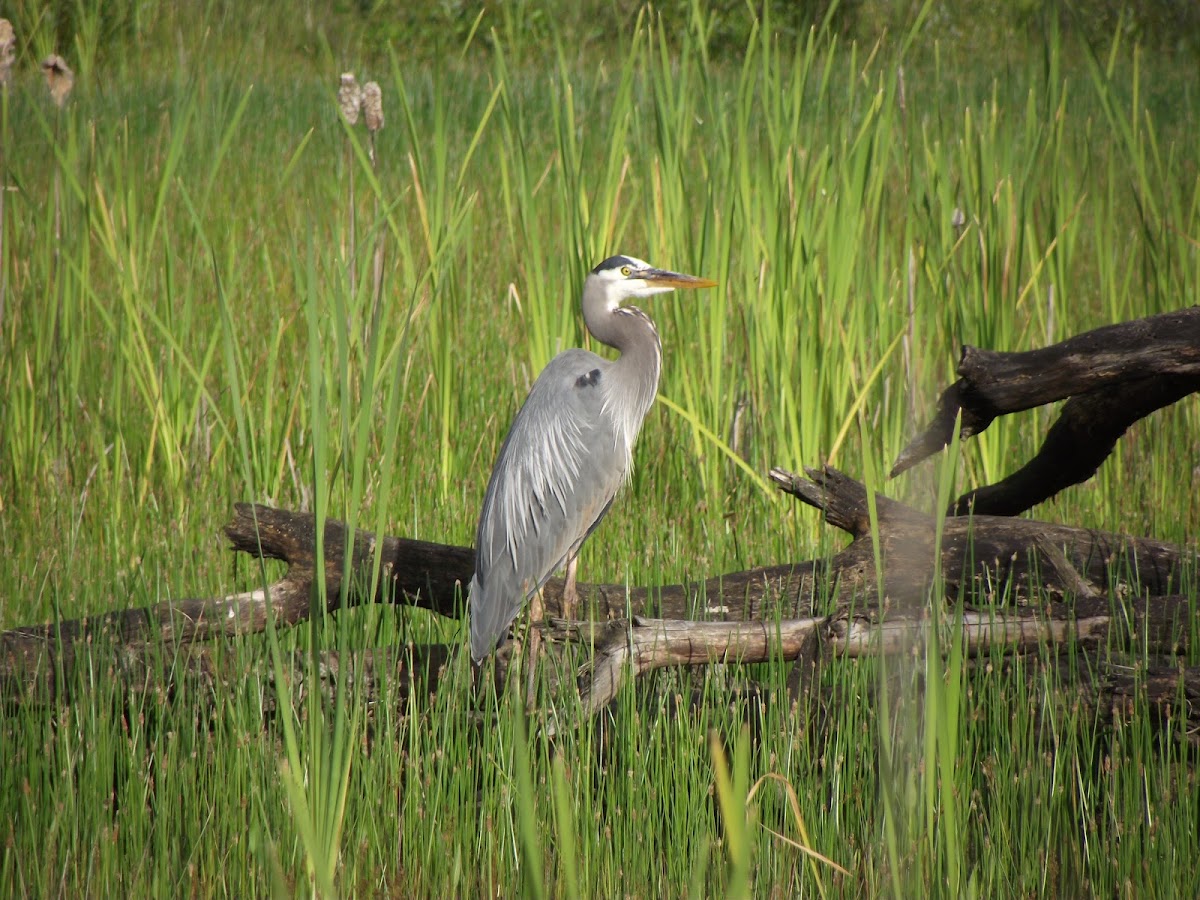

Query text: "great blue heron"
[469, 254, 717, 662]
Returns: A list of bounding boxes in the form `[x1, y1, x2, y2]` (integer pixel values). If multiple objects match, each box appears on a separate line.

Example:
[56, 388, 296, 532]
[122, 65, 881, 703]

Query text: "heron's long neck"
[584, 297, 662, 455]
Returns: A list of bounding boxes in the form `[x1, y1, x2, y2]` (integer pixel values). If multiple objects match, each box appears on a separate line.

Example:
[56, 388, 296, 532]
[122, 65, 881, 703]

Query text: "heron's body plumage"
[469, 351, 632, 660]
[468, 255, 712, 662]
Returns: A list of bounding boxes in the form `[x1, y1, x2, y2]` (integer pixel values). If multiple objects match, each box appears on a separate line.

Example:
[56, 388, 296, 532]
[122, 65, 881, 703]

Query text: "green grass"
[3, 2, 1200, 896]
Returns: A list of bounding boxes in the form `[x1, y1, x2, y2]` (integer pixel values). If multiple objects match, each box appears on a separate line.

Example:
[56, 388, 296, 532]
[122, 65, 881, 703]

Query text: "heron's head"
[588, 255, 717, 308]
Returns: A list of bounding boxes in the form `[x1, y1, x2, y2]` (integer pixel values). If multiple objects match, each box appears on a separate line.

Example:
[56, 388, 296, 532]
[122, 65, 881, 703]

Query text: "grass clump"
[2, 2, 1199, 896]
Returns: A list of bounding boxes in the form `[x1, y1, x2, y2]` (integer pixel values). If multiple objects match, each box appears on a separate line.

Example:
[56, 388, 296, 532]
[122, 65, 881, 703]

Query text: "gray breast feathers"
[474, 349, 629, 591]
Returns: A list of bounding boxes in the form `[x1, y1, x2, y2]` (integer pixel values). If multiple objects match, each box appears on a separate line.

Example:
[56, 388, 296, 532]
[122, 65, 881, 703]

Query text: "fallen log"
[567, 594, 1198, 717]
[891, 306, 1200, 515]
[3, 468, 1197, 728]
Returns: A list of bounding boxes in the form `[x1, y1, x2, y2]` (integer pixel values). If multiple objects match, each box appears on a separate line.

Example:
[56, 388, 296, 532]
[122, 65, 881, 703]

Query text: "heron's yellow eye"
[620, 265, 631, 276]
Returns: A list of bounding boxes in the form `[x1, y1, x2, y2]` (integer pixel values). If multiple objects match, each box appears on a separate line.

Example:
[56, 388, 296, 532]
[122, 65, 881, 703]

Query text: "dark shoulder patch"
[575, 368, 602, 388]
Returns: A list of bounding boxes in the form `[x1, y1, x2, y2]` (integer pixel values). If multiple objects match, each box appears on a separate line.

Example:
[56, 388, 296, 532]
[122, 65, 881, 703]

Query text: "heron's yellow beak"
[639, 268, 718, 290]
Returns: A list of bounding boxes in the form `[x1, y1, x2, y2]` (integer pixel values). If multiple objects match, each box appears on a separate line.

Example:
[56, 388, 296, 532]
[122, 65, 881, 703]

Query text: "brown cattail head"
[362, 81, 384, 133]
[338, 72, 362, 125]
[41, 54, 74, 108]
[0, 20, 15, 88]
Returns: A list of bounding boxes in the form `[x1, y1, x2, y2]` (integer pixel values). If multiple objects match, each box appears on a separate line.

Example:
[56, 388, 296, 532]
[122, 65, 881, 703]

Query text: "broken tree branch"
[891, 306, 1200, 515]
[567, 591, 1198, 720]
[3, 466, 1197, 711]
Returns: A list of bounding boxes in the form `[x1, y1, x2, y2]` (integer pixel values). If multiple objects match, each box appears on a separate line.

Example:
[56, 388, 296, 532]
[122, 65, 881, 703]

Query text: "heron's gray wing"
[469, 350, 626, 659]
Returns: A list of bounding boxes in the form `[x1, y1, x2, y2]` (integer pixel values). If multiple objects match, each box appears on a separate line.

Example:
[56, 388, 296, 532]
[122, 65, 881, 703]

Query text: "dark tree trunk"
[891, 307, 1200, 515]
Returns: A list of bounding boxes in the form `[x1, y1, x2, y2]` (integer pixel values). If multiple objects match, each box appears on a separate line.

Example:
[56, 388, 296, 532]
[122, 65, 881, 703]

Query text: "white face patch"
[596, 255, 671, 310]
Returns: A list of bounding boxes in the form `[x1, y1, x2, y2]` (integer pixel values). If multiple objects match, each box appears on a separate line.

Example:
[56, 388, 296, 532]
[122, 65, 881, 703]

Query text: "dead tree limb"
[890, 306, 1200, 515]
[570, 593, 1198, 717]
[4, 466, 1197, 708]
[768, 466, 1194, 609]
[0, 505, 812, 699]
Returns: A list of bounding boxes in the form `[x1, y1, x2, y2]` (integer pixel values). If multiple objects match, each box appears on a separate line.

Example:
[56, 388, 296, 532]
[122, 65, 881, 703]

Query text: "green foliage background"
[1, 0, 1198, 896]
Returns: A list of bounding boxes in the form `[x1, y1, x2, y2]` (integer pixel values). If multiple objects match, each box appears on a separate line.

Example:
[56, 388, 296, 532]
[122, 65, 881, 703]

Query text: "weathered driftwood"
[891, 306, 1200, 515]
[566, 595, 1199, 717]
[0, 506, 473, 698]
[1, 466, 1192, 660]
[562, 465, 1199, 728]
[3, 467, 1198, 737]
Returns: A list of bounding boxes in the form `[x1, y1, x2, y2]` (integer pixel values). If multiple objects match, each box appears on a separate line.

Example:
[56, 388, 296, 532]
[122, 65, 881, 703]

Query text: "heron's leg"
[525, 589, 544, 707]
[491, 635, 519, 694]
[562, 554, 579, 621]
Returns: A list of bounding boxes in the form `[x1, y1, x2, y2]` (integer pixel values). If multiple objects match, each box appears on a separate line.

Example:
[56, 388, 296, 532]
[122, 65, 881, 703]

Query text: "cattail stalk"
[338, 74, 361, 306]
[0, 20, 14, 86]
[0, 20, 12, 331]
[40, 55, 74, 258]
[361, 82, 385, 341]
[40, 53, 74, 442]
[335, 73, 386, 349]
[41, 54, 74, 108]
[362, 81, 383, 166]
